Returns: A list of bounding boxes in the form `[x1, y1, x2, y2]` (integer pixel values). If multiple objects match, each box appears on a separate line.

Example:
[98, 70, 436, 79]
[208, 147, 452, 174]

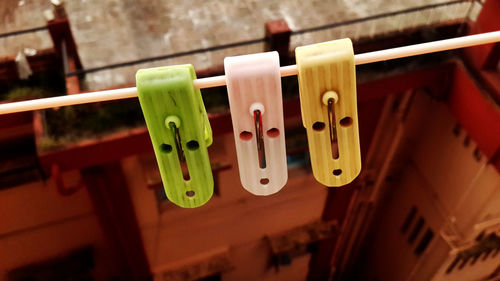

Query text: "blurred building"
[0, 1, 499, 281]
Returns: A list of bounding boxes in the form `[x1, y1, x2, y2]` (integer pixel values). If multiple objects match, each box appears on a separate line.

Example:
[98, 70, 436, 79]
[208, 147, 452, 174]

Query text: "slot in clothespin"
[224, 51, 287, 195]
[136, 65, 214, 208]
[295, 38, 361, 186]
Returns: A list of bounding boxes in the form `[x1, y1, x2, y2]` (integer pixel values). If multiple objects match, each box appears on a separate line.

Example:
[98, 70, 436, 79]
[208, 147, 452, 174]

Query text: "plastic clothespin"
[136, 65, 213, 208]
[224, 51, 287, 195]
[295, 38, 361, 186]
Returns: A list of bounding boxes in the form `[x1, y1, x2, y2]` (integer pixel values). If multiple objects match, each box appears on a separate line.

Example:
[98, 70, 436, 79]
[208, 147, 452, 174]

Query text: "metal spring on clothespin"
[254, 109, 266, 169]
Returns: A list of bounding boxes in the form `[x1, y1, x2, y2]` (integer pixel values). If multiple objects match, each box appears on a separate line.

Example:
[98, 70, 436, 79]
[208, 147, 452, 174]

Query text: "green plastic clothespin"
[136, 65, 213, 208]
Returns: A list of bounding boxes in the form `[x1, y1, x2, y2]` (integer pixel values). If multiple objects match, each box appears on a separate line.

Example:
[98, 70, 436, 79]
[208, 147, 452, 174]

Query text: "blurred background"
[0, 0, 499, 280]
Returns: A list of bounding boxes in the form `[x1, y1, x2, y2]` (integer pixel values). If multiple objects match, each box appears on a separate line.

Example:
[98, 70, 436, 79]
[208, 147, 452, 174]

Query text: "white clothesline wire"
[1, 30, 499, 115]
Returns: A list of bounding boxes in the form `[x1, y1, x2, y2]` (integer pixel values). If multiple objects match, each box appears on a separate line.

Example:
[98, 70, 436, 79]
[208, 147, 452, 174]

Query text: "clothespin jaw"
[295, 39, 361, 186]
[224, 51, 287, 195]
[136, 65, 213, 208]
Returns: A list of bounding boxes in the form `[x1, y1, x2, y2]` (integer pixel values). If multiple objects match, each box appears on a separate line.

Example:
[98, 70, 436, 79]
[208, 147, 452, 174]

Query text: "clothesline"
[0, 30, 499, 115]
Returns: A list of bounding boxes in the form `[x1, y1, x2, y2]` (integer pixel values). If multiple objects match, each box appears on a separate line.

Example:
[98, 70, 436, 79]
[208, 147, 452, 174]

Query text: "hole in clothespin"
[254, 110, 267, 169]
[181, 163, 190, 180]
[313, 122, 325, 131]
[240, 131, 253, 141]
[266, 128, 280, 138]
[186, 140, 199, 150]
[340, 117, 353, 127]
[160, 143, 173, 153]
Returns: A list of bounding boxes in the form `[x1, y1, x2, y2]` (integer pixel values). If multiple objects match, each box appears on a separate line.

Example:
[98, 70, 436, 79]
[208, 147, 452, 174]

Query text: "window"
[400, 206, 417, 234]
[408, 217, 424, 244]
[414, 229, 434, 255]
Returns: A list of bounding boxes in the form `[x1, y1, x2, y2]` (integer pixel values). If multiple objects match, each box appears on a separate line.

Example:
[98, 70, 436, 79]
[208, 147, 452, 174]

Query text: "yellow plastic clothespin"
[295, 38, 361, 186]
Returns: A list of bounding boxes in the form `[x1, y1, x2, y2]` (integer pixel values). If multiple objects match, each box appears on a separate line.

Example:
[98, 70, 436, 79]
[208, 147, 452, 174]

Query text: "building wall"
[0, 171, 121, 281]
[123, 132, 329, 280]
[357, 92, 500, 281]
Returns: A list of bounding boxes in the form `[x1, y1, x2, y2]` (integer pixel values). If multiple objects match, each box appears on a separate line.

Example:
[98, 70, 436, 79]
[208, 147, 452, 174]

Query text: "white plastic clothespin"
[224, 51, 287, 195]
